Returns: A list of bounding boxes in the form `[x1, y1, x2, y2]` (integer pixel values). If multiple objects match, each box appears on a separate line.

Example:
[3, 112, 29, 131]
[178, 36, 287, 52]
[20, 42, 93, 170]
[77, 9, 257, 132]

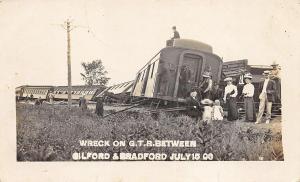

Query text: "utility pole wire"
[51, 18, 111, 109]
[53, 19, 78, 109]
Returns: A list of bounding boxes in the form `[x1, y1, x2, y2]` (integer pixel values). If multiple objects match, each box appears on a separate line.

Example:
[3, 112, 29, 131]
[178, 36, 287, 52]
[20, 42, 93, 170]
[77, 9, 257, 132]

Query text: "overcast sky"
[0, 0, 299, 87]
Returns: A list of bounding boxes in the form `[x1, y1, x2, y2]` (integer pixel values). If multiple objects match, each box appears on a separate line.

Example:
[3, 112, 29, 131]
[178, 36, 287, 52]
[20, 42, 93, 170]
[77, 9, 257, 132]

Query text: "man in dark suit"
[255, 70, 276, 124]
[95, 97, 104, 117]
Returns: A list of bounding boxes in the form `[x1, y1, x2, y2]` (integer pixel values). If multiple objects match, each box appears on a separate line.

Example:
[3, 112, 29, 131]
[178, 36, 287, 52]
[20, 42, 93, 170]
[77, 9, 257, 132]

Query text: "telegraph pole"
[57, 19, 75, 109]
[66, 20, 72, 109]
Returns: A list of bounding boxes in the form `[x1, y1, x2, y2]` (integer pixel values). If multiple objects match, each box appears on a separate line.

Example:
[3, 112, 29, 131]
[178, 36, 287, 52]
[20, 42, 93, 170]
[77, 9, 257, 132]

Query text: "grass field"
[16, 103, 284, 161]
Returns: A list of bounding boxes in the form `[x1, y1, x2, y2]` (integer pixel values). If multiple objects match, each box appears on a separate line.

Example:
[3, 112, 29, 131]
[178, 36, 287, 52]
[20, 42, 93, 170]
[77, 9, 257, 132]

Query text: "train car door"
[175, 52, 204, 98]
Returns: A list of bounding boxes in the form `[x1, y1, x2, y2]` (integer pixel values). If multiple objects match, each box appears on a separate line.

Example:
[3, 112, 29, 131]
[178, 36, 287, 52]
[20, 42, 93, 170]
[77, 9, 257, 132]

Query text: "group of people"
[186, 63, 281, 124]
[78, 95, 104, 117]
[31, 92, 105, 117]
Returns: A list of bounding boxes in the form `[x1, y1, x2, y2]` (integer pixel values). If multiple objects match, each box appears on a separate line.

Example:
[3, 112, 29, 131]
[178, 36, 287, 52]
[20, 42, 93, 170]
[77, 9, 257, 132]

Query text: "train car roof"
[173, 39, 213, 53]
[135, 44, 222, 74]
[54, 85, 103, 88]
[15, 85, 54, 90]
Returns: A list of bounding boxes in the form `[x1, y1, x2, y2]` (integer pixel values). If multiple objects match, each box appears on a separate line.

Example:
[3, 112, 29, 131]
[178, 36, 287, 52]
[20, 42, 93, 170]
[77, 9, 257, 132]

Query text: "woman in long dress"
[223, 77, 238, 121]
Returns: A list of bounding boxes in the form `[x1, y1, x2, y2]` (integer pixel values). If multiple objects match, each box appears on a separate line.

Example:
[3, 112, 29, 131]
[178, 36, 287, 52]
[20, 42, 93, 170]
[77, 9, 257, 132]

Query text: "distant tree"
[80, 59, 110, 86]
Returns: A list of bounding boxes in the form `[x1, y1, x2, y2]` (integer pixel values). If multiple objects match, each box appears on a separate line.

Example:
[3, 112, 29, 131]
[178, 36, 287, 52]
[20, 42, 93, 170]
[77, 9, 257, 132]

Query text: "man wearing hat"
[199, 71, 213, 99]
[223, 77, 238, 121]
[270, 62, 281, 102]
[242, 73, 256, 122]
[255, 70, 276, 124]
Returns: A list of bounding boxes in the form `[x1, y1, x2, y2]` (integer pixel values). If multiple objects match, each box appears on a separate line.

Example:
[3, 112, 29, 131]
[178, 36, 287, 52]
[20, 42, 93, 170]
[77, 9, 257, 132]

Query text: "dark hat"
[172, 26, 176, 29]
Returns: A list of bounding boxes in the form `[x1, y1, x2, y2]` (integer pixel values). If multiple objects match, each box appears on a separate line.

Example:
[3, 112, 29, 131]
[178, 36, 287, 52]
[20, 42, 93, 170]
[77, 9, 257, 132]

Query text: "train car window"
[123, 82, 129, 87]
[151, 62, 156, 78]
[136, 73, 141, 82]
[141, 70, 145, 81]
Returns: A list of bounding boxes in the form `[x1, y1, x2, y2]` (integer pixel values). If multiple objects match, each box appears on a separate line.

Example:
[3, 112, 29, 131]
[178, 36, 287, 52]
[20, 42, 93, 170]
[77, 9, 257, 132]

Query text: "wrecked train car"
[131, 39, 223, 103]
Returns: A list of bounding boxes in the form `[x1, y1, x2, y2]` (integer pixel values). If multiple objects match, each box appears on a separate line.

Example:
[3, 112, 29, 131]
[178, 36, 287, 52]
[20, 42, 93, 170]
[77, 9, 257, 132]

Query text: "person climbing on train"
[241, 73, 256, 122]
[199, 71, 213, 99]
[255, 70, 276, 124]
[223, 77, 238, 121]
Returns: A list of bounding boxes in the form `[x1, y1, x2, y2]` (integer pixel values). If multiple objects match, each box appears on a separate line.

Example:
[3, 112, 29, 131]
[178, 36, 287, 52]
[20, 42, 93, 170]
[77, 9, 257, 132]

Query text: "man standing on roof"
[255, 71, 276, 124]
[171, 26, 180, 40]
[166, 26, 180, 46]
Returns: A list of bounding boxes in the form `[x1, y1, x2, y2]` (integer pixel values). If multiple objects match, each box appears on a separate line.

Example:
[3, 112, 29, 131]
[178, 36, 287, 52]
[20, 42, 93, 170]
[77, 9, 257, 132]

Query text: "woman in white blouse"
[223, 77, 238, 121]
[242, 73, 256, 122]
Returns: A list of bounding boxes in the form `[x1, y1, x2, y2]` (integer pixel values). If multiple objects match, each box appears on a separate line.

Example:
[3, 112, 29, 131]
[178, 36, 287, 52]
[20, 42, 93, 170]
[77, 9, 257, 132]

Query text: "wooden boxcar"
[131, 39, 223, 103]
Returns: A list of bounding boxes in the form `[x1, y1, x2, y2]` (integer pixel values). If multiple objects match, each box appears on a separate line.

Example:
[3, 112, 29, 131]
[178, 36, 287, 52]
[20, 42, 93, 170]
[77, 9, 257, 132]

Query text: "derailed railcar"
[53, 85, 105, 101]
[96, 80, 134, 103]
[16, 85, 54, 100]
[131, 39, 223, 103]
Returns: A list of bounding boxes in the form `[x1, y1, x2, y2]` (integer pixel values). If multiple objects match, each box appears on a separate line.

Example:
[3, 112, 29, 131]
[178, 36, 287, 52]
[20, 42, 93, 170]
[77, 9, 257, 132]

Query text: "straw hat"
[224, 77, 233, 82]
[244, 73, 253, 79]
[201, 99, 213, 105]
[271, 61, 279, 67]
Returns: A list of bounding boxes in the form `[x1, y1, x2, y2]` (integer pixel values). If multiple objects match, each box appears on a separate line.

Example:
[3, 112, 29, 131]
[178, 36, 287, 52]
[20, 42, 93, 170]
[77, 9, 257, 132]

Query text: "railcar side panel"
[144, 59, 159, 97]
